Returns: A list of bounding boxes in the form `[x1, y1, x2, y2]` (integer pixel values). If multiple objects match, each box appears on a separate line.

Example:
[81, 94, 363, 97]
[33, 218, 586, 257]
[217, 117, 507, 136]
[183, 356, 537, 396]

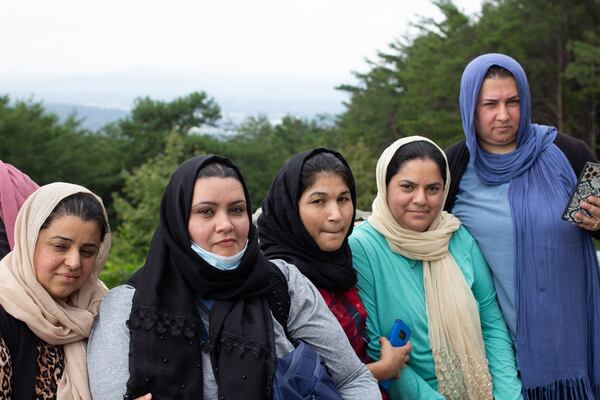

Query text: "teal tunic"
[349, 222, 522, 400]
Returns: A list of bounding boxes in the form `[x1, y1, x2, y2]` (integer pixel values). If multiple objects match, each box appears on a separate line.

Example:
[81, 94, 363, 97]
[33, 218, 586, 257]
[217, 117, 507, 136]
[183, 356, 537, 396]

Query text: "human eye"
[195, 208, 214, 217]
[400, 183, 413, 191]
[310, 198, 324, 205]
[52, 243, 68, 252]
[508, 98, 520, 106]
[230, 205, 246, 215]
[80, 248, 97, 257]
[427, 185, 441, 193]
[338, 195, 351, 203]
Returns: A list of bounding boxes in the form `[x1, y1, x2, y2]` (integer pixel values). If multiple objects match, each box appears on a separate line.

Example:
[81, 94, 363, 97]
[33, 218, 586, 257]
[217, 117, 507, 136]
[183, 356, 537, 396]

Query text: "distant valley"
[2, 67, 347, 131]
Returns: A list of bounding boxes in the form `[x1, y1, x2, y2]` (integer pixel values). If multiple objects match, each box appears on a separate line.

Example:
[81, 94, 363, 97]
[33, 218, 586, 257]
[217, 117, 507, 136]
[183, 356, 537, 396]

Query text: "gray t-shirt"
[87, 259, 380, 399]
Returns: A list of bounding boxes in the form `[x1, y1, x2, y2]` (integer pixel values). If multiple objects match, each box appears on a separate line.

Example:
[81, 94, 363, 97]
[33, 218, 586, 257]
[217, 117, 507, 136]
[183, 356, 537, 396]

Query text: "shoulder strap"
[268, 265, 292, 341]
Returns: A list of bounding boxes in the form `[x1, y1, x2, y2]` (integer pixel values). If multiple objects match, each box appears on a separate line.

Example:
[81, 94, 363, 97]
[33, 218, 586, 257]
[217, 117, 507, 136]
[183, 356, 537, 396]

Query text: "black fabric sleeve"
[554, 133, 600, 239]
[0, 218, 9, 260]
[0, 305, 37, 399]
[444, 139, 469, 212]
[554, 133, 598, 176]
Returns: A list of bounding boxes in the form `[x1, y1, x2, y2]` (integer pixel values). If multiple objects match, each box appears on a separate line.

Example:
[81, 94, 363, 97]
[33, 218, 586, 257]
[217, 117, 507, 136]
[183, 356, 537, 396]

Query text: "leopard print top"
[35, 340, 65, 399]
[0, 335, 65, 399]
[0, 337, 11, 398]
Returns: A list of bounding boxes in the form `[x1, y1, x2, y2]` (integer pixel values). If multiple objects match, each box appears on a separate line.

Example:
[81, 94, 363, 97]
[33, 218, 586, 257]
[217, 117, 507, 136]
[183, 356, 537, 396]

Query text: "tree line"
[1, 0, 598, 286]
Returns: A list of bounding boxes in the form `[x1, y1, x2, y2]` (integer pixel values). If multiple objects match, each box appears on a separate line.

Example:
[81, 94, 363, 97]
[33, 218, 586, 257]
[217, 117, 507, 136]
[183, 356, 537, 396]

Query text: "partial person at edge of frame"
[445, 53, 600, 399]
[0, 160, 39, 259]
[0, 182, 110, 399]
[349, 136, 522, 399]
[87, 154, 381, 400]
[257, 148, 411, 399]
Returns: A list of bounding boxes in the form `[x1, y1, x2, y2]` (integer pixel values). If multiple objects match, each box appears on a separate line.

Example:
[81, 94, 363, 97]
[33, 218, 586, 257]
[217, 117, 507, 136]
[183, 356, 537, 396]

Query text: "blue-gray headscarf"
[460, 53, 600, 399]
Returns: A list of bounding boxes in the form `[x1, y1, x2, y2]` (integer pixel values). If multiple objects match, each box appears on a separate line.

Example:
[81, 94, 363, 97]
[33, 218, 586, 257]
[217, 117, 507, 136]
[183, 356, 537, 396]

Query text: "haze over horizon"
[1, 0, 483, 127]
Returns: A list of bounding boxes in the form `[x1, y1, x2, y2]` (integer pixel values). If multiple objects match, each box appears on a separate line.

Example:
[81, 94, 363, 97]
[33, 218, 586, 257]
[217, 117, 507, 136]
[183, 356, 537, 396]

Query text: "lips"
[57, 273, 79, 282]
[215, 238, 236, 246]
[320, 226, 347, 236]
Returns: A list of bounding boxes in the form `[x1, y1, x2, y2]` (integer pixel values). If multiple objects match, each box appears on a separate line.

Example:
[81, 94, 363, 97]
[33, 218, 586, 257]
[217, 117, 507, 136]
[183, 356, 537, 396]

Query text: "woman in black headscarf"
[87, 155, 379, 400]
[258, 149, 410, 391]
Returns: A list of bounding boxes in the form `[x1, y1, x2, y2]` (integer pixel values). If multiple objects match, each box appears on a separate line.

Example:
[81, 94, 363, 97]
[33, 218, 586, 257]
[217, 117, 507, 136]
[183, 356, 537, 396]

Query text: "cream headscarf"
[369, 136, 493, 399]
[0, 182, 110, 400]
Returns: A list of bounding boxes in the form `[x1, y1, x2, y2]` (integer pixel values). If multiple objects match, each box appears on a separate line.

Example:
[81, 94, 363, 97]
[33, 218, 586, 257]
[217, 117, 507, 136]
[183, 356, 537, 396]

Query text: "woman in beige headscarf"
[0, 182, 110, 400]
[349, 136, 522, 399]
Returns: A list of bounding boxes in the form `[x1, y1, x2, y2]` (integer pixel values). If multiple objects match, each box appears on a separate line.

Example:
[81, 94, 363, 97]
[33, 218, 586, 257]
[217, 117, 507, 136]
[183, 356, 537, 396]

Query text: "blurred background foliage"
[1, 0, 598, 286]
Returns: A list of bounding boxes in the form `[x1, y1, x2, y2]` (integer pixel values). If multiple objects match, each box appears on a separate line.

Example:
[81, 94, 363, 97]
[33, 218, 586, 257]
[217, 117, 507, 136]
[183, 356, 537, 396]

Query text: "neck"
[478, 140, 517, 154]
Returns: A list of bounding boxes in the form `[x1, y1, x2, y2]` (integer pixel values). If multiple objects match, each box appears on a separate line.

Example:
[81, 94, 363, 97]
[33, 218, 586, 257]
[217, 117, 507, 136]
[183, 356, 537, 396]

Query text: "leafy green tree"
[335, 0, 600, 204]
[565, 31, 600, 154]
[101, 131, 192, 287]
[340, 138, 377, 210]
[0, 96, 122, 206]
[219, 115, 335, 209]
[111, 91, 221, 170]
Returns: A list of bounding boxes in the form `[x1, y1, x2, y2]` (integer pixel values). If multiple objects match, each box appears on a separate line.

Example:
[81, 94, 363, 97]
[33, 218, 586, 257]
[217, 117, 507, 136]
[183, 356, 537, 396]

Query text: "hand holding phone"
[380, 319, 411, 390]
[562, 161, 600, 223]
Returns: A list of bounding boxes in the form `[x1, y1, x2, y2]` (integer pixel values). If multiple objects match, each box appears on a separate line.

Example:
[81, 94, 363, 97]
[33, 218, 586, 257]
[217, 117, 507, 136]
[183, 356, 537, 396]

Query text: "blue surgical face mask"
[191, 241, 247, 271]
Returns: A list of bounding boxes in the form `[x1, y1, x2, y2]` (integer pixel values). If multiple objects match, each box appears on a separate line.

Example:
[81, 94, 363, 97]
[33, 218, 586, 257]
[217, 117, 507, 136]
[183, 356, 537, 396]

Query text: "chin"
[406, 222, 430, 232]
[318, 242, 343, 252]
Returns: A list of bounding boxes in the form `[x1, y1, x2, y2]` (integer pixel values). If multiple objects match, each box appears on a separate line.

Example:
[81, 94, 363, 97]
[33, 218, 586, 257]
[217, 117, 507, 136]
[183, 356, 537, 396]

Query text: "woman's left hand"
[576, 195, 600, 231]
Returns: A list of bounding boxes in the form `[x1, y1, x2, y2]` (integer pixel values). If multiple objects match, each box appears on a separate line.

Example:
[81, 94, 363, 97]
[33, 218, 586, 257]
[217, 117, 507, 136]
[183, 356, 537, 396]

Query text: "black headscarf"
[126, 155, 277, 400]
[257, 148, 357, 293]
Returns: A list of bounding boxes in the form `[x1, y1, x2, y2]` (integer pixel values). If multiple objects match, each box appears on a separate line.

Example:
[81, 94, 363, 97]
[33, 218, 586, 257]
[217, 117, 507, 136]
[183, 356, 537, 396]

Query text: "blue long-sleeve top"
[349, 222, 522, 400]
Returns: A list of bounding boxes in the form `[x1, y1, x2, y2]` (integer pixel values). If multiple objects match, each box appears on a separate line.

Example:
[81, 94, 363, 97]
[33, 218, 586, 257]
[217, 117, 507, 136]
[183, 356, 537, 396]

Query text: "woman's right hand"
[377, 336, 411, 380]
[134, 394, 152, 400]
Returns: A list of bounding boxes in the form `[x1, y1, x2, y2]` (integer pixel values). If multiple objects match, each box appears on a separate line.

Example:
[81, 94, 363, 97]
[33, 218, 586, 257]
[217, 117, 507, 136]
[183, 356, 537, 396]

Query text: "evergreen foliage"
[1, 0, 598, 286]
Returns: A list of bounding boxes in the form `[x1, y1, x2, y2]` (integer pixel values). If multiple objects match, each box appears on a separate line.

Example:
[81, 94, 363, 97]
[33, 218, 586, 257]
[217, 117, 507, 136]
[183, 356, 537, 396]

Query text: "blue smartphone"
[380, 319, 411, 390]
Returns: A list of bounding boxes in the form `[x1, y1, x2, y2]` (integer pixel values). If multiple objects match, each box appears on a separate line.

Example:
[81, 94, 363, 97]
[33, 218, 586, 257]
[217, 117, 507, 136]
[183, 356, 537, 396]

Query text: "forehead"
[304, 172, 349, 192]
[191, 177, 246, 201]
[395, 158, 443, 181]
[39, 215, 101, 240]
[478, 76, 518, 98]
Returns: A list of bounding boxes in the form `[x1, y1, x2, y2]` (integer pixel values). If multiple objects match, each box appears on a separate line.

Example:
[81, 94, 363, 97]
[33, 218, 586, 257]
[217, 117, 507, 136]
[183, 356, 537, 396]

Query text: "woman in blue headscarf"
[445, 53, 600, 399]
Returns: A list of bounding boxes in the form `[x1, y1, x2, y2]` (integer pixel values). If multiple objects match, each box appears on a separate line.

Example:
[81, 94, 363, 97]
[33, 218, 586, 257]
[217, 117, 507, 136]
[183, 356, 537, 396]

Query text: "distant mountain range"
[44, 103, 129, 130]
[1, 67, 348, 131]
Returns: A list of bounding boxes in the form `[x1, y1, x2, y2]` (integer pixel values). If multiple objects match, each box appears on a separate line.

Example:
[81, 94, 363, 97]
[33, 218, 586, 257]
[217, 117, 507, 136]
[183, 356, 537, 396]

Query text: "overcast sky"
[0, 0, 482, 115]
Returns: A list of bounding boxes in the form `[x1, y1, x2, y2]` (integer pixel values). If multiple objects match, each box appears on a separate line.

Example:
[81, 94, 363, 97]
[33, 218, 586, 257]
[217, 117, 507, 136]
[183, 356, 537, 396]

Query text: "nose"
[497, 103, 510, 121]
[412, 188, 426, 205]
[215, 213, 234, 233]
[326, 203, 343, 223]
[65, 249, 82, 270]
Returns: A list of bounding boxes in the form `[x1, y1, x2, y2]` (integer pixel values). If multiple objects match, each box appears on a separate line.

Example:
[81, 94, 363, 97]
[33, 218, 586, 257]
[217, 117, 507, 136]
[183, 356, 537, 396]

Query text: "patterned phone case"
[562, 161, 600, 222]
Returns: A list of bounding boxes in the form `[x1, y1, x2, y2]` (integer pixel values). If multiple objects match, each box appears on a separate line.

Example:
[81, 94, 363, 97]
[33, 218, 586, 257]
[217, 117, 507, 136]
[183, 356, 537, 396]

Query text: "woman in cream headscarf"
[0, 182, 110, 400]
[349, 136, 521, 399]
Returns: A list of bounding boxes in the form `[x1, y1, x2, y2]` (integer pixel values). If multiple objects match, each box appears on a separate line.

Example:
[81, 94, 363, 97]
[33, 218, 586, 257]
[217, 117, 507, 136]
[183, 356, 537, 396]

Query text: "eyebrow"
[191, 199, 246, 208]
[307, 190, 351, 197]
[399, 179, 442, 186]
[50, 236, 99, 248]
[480, 94, 520, 102]
[51, 235, 74, 242]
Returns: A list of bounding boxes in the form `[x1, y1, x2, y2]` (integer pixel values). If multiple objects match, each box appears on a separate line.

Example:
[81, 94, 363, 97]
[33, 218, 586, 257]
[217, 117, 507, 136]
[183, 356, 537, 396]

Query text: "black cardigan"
[0, 218, 9, 259]
[444, 132, 600, 239]
[0, 305, 38, 399]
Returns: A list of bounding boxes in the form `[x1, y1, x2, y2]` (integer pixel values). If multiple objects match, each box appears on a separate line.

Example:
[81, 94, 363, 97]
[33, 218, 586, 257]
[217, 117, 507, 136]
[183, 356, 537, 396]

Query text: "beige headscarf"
[0, 182, 110, 400]
[369, 136, 493, 399]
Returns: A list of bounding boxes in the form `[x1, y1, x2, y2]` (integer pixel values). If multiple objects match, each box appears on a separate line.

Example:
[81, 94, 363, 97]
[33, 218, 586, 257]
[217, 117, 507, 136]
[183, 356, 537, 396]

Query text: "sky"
[0, 0, 483, 117]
